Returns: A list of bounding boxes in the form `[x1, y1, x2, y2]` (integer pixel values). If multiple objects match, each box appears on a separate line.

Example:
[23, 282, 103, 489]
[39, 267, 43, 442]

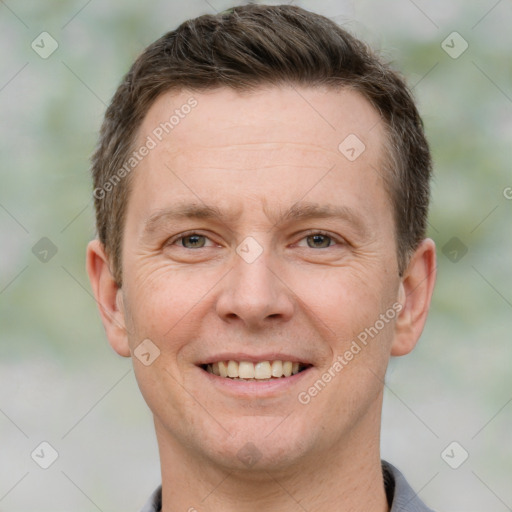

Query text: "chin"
[197, 416, 315, 473]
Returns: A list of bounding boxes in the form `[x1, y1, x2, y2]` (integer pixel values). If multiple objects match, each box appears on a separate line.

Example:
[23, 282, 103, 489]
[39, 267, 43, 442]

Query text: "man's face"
[116, 86, 404, 470]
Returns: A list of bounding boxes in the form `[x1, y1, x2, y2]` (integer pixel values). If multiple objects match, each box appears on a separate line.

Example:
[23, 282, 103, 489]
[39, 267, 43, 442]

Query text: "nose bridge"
[216, 235, 294, 326]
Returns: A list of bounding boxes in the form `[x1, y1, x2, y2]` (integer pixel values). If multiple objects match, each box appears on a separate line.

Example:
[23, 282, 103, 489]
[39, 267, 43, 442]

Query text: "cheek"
[122, 262, 223, 356]
[285, 265, 394, 343]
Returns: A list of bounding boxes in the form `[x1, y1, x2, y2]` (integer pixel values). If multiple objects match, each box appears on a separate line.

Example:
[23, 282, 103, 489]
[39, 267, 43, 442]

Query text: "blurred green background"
[1, 1, 511, 510]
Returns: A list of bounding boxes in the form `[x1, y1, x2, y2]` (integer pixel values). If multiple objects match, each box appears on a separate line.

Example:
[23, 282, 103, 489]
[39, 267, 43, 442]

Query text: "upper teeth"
[206, 360, 301, 379]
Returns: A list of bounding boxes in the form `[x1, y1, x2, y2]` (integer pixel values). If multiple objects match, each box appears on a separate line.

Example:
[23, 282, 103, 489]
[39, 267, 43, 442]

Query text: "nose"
[215, 243, 295, 330]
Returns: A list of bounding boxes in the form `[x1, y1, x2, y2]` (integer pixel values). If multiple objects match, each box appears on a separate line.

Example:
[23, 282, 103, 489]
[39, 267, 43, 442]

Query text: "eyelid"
[165, 229, 346, 249]
[294, 229, 345, 247]
[166, 230, 218, 247]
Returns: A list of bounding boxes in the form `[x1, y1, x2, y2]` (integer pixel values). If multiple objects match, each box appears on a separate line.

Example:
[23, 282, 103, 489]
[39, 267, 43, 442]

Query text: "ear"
[86, 239, 131, 357]
[391, 238, 437, 356]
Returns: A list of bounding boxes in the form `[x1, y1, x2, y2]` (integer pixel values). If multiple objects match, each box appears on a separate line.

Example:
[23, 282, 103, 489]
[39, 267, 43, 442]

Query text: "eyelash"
[298, 230, 344, 247]
[167, 230, 344, 249]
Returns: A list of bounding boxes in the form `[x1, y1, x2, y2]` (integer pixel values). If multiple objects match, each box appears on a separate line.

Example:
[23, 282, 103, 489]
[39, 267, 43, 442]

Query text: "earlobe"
[86, 239, 131, 357]
[391, 238, 437, 357]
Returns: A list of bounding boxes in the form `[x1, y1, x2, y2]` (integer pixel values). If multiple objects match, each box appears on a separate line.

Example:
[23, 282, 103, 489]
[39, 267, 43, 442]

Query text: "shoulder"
[383, 461, 437, 512]
[140, 485, 162, 512]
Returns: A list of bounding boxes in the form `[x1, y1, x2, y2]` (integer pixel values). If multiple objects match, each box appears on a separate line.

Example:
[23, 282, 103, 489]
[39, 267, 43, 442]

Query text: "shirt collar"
[383, 461, 435, 512]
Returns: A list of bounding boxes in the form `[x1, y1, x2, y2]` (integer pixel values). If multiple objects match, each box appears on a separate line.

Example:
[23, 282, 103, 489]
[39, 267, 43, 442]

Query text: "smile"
[201, 360, 311, 380]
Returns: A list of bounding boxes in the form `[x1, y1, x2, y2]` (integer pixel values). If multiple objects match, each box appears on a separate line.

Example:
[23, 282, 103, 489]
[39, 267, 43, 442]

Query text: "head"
[87, 4, 436, 474]
[91, 4, 431, 287]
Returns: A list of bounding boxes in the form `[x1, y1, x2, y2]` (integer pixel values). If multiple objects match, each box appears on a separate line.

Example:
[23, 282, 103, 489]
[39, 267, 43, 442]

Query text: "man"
[86, 4, 437, 511]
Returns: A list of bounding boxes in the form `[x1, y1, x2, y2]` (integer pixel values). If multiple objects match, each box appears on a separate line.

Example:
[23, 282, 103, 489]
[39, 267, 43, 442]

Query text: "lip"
[196, 359, 314, 399]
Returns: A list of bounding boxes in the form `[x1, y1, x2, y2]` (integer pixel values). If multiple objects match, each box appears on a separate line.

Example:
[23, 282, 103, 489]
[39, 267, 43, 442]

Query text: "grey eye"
[306, 234, 332, 248]
[181, 234, 207, 248]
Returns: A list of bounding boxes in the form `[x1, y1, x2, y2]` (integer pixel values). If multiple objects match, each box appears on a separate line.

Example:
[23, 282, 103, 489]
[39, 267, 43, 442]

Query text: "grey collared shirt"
[140, 461, 435, 512]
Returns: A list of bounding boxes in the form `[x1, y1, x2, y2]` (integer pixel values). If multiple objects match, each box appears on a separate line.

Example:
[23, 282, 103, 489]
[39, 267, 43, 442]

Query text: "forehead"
[136, 86, 384, 163]
[128, 86, 390, 227]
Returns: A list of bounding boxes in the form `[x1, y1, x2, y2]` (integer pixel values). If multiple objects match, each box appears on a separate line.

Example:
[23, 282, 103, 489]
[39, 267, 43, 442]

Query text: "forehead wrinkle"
[181, 164, 331, 172]
[164, 141, 340, 169]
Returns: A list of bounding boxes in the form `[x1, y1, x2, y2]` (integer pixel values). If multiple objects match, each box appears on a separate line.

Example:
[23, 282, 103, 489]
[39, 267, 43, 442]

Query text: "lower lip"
[198, 366, 313, 398]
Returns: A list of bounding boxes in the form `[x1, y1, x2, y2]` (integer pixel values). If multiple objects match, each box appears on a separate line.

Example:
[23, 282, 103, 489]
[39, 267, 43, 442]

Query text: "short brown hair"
[91, 4, 431, 285]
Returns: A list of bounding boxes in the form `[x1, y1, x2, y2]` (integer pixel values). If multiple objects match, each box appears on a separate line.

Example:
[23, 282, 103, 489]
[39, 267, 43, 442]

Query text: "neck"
[156, 405, 389, 512]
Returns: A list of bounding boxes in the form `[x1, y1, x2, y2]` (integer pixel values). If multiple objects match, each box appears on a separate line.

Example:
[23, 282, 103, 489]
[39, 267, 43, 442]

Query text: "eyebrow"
[275, 202, 365, 230]
[142, 203, 237, 238]
[142, 201, 368, 238]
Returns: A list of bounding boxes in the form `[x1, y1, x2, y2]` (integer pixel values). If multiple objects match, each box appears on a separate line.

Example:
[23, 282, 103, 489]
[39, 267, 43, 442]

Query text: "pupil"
[184, 235, 204, 248]
[309, 234, 329, 248]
